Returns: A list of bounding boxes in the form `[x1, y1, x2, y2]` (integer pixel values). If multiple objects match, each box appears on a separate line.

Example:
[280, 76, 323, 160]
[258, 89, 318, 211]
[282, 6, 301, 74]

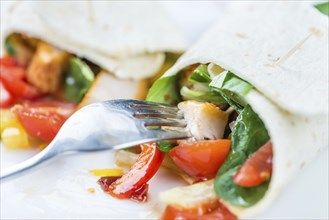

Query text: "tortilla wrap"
[1, 1, 187, 80]
[159, 2, 328, 218]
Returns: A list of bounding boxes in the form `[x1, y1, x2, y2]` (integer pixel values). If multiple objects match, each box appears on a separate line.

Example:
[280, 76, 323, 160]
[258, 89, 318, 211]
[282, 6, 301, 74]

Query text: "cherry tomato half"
[0, 63, 41, 100]
[234, 141, 273, 187]
[107, 142, 165, 200]
[13, 101, 76, 142]
[169, 140, 231, 180]
[161, 200, 237, 220]
[0, 80, 15, 108]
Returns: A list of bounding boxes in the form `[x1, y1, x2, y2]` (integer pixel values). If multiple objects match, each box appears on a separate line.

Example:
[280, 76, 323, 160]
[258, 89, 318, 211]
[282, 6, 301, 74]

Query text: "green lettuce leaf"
[315, 2, 329, 15]
[180, 86, 226, 103]
[210, 71, 253, 111]
[214, 105, 270, 207]
[189, 64, 212, 83]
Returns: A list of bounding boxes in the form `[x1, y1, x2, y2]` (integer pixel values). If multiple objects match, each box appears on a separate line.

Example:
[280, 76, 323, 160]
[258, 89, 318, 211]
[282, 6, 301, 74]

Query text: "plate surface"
[1, 1, 328, 219]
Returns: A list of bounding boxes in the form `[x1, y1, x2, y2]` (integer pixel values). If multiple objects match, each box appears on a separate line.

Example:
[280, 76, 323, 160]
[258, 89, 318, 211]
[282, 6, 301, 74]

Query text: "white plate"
[1, 2, 328, 219]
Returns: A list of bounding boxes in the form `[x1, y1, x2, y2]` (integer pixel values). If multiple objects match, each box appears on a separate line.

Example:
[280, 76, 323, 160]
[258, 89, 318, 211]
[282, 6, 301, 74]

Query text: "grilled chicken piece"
[178, 100, 228, 141]
[27, 42, 70, 94]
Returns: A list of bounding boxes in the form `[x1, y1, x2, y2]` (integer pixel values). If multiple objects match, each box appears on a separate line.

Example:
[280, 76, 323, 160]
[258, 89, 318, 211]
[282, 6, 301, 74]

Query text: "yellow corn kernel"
[90, 168, 124, 177]
[88, 188, 95, 193]
[0, 109, 21, 133]
[1, 127, 30, 150]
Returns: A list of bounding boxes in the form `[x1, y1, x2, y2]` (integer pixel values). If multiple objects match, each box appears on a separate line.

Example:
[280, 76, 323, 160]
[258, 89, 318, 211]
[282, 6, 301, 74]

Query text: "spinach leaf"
[146, 74, 181, 105]
[231, 105, 270, 154]
[64, 57, 95, 102]
[216, 151, 247, 176]
[180, 86, 226, 103]
[214, 105, 270, 207]
[189, 64, 211, 83]
[215, 166, 269, 207]
[315, 2, 329, 16]
[210, 71, 253, 111]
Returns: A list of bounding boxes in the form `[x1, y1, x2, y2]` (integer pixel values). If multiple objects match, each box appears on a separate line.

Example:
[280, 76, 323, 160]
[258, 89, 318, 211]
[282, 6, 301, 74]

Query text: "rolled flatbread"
[153, 2, 328, 218]
[1, 1, 186, 80]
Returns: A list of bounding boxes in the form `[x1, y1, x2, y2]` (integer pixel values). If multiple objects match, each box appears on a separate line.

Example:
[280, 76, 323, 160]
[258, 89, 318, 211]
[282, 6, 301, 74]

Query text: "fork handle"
[0, 147, 57, 183]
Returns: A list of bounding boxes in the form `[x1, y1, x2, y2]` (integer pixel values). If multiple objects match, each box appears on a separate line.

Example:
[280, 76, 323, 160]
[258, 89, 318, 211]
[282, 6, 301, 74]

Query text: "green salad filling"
[147, 63, 270, 207]
[145, 3, 327, 208]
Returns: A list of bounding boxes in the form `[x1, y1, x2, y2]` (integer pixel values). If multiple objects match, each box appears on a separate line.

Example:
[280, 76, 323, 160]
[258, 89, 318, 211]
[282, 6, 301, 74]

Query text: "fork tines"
[130, 101, 186, 128]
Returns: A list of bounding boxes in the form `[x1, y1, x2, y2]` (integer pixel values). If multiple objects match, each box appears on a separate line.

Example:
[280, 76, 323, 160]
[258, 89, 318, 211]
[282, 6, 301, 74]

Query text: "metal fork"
[0, 99, 190, 182]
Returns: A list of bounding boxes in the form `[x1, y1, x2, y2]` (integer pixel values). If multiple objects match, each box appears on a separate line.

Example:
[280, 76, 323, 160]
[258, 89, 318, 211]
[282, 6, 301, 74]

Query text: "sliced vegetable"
[98, 176, 121, 192]
[107, 142, 165, 200]
[0, 56, 19, 67]
[22, 101, 77, 118]
[115, 150, 196, 184]
[315, 2, 329, 15]
[1, 126, 30, 150]
[0, 109, 21, 133]
[0, 81, 15, 108]
[64, 58, 95, 102]
[161, 200, 237, 220]
[130, 183, 149, 203]
[99, 175, 149, 203]
[214, 105, 270, 207]
[0, 63, 41, 100]
[169, 140, 231, 180]
[90, 169, 124, 177]
[210, 71, 253, 111]
[13, 101, 76, 142]
[234, 141, 273, 187]
[0, 109, 27, 150]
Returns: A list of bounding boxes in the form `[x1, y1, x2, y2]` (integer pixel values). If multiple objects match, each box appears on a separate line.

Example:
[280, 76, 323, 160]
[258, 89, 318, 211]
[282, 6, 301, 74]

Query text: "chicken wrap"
[143, 2, 328, 218]
[0, 1, 186, 149]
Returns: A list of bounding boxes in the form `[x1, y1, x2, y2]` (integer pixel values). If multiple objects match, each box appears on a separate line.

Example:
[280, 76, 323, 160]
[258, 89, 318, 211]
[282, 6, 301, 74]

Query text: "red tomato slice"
[22, 101, 77, 118]
[13, 101, 76, 142]
[169, 140, 231, 180]
[98, 176, 148, 202]
[0, 80, 15, 108]
[234, 141, 273, 187]
[107, 142, 165, 200]
[161, 200, 237, 220]
[0, 64, 41, 99]
[0, 56, 19, 67]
